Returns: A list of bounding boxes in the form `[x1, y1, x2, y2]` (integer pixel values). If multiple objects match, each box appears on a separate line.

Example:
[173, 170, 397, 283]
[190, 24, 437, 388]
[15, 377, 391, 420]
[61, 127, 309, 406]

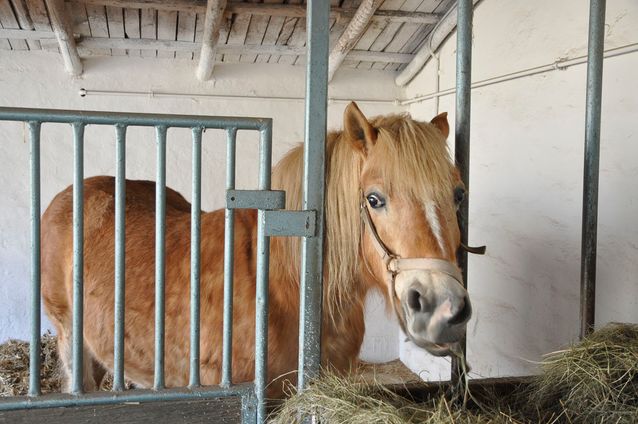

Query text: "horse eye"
[366, 193, 385, 209]
[454, 187, 466, 205]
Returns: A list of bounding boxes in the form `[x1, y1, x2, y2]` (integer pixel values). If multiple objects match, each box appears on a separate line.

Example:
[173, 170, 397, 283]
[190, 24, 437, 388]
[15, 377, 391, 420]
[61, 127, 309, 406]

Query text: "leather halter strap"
[360, 196, 463, 284]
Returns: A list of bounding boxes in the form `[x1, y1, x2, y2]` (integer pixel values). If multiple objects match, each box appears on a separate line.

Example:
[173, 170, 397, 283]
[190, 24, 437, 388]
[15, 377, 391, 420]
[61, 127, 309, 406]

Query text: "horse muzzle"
[395, 269, 471, 355]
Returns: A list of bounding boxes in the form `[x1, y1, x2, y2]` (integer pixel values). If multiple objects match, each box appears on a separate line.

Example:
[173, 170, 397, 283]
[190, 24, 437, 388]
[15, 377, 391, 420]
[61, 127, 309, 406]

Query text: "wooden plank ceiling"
[0, 0, 455, 81]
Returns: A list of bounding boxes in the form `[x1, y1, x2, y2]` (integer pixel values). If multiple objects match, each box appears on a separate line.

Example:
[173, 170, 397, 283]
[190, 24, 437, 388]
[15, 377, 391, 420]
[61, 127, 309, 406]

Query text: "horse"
[41, 102, 471, 396]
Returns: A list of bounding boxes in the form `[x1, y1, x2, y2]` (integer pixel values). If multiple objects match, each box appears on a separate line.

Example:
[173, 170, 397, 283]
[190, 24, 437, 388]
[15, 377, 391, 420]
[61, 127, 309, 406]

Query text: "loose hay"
[272, 323, 638, 424]
[0, 332, 60, 396]
[0, 332, 132, 396]
[525, 322, 638, 423]
[269, 372, 518, 424]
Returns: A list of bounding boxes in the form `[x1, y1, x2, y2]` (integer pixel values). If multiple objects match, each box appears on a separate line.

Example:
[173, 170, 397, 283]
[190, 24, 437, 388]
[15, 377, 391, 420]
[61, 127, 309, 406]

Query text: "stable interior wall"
[401, 0, 638, 380]
[0, 53, 403, 362]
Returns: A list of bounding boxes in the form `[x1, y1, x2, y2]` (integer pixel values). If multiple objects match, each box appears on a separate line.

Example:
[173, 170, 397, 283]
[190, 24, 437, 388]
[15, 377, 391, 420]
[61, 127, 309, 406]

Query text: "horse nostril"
[407, 289, 424, 313]
[448, 296, 471, 325]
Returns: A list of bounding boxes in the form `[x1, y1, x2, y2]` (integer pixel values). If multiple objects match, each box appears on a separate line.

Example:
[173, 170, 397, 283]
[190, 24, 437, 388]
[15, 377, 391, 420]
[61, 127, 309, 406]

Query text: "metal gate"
[0, 108, 266, 421]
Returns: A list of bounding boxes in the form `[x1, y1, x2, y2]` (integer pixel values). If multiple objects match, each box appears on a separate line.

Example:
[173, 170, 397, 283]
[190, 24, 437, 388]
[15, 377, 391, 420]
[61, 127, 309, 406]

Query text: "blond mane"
[271, 113, 456, 319]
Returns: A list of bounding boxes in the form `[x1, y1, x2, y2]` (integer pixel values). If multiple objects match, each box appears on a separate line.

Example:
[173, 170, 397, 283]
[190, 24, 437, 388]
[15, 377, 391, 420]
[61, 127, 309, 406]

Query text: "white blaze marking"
[425, 202, 446, 256]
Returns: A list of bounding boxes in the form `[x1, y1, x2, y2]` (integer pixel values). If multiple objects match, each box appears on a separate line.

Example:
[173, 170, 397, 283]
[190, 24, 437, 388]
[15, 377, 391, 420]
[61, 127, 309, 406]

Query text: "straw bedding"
[0, 332, 60, 396]
[1, 323, 636, 423]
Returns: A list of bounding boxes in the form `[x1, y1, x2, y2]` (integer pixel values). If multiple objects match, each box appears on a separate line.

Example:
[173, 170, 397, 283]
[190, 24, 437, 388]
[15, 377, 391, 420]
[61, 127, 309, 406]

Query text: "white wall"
[0, 52, 402, 361]
[401, 0, 638, 380]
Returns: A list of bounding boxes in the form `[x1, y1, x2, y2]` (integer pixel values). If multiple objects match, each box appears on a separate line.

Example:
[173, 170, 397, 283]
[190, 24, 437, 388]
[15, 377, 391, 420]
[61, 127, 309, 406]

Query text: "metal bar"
[451, 0, 473, 385]
[71, 122, 86, 394]
[0, 383, 254, 411]
[189, 127, 203, 387]
[255, 125, 272, 423]
[240, 390, 257, 424]
[298, 0, 329, 392]
[154, 126, 167, 390]
[0, 107, 268, 130]
[113, 124, 127, 391]
[28, 122, 42, 397]
[221, 127, 237, 388]
[226, 189, 286, 210]
[580, 0, 606, 339]
[264, 210, 316, 237]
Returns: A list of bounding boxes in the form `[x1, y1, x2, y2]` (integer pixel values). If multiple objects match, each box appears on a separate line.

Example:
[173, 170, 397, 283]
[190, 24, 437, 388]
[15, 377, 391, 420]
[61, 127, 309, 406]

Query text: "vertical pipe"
[255, 125, 272, 423]
[113, 125, 127, 392]
[221, 127, 237, 388]
[154, 126, 167, 390]
[297, 0, 329, 392]
[189, 127, 203, 387]
[28, 122, 42, 397]
[71, 122, 85, 394]
[580, 0, 606, 339]
[451, 0, 472, 384]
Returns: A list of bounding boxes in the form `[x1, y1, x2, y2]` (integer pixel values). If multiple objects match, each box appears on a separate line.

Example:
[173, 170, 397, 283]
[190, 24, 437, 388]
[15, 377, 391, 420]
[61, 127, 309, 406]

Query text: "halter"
[359, 193, 486, 314]
[360, 196, 463, 283]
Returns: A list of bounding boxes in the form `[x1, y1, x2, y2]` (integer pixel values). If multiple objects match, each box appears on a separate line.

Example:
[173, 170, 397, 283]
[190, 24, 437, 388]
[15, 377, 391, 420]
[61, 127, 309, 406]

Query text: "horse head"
[342, 102, 471, 357]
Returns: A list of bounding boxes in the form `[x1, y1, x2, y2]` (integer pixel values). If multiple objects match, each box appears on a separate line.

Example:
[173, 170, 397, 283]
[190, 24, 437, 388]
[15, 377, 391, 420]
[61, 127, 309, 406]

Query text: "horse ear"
[344, 102, 377, 153]
[430, 112, 449, 138]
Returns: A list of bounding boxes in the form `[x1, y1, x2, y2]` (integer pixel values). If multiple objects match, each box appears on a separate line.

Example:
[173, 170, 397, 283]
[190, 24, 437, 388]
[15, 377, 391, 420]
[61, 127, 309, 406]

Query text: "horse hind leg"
[56, 332, 106, 393]
[56, 329, 72, 393]
[83, 346, 107, 391]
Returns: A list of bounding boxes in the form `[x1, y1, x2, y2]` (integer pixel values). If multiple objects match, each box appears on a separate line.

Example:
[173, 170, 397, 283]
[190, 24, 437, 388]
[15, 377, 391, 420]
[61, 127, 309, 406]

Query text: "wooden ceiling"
[0, 0, 454, 81]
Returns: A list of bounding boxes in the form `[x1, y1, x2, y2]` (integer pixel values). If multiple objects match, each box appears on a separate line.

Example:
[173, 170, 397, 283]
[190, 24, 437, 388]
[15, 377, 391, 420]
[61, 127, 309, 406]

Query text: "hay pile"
[0, 332, 60, 396]
[526, 322, 638, 423]
[270, 372, 517, 424]
[272, 323, 638, 424]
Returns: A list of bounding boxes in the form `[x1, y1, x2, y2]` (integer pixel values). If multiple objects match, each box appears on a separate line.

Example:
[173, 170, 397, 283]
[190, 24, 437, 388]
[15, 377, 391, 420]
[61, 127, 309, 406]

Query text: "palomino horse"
[41, 102, 471, 396]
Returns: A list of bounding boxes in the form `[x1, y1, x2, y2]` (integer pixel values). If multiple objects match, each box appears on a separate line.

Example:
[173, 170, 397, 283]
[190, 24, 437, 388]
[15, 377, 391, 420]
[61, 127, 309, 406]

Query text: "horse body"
[41, 103, 470, 395]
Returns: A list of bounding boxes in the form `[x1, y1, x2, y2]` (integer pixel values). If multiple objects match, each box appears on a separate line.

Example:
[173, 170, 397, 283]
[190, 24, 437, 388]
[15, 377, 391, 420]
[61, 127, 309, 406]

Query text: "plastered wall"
[400, 0, 638, 380]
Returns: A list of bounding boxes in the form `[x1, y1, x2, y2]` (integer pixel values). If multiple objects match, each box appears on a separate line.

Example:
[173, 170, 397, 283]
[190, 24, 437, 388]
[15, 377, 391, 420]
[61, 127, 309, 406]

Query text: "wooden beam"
[70, 1, 439, 24]
[74, 37, 306, 55]
[372, 10, 439, 24]
[26, 0, 55, 51]
[328, 0, 382, 82]
[196, 0, 226, 79]
[36, 35, 413, 64]
[123, 7, 140, 56]
[139, 7, 155, 58]
[44, 0, 82, 75]
[9, 0, 41, 49]
[176, 10, 196, 59]
[6, 29, 414, 64]
[106, 5, 125, 55]
[0, 27, 54, 38]
[156, 9, 177, 58]
[0, 0, 29, 50]
[347, 50, 412, 64]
